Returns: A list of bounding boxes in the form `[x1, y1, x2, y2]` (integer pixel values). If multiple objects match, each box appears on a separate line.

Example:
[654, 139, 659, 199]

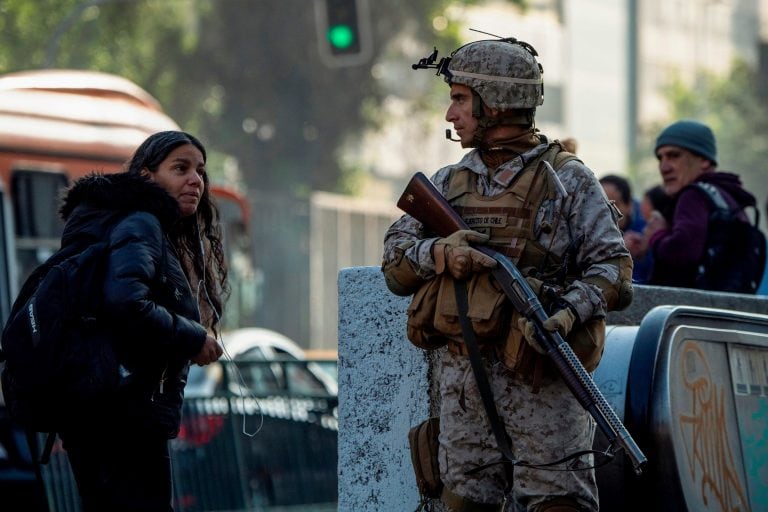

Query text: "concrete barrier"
[337, 266, 768, 511]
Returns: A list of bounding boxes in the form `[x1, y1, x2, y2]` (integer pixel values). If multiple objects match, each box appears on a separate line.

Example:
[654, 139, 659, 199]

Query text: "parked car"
[304, 348, 339, 383]
[173, 328, 339, 511]
[185, 327, 337, 398]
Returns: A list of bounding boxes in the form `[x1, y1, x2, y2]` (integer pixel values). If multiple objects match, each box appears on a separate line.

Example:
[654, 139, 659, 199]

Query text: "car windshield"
[228, 360, 330, 396]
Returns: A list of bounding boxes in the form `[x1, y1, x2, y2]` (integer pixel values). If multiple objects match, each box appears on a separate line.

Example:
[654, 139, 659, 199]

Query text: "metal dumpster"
[593, 305, 768, 512]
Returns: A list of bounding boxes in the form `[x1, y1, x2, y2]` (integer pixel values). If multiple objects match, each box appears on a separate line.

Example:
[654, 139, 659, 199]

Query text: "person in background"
[624, 184, 673, 284]
[57, 131, 229, 511]
[599, 174, 647, 283]
[638, 185, 673, 226]
[645, 119, 760, 292]
[382, 37, 633, 512]
[599, 174, 645, 235]
[561, 137, 578, 154]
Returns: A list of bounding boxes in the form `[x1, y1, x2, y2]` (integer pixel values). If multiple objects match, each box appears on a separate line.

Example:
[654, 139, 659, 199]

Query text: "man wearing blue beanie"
[654, 119, 718, 166]
[641, 119, 764, 292]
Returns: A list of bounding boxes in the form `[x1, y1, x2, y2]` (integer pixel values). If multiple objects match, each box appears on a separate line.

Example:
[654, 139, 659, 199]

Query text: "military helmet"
[445, 39, 544, 111]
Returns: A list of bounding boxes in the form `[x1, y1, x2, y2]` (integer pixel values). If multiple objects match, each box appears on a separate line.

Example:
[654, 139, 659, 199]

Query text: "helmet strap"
[468, 91, 487, 147]
[469, 90, 537, 148]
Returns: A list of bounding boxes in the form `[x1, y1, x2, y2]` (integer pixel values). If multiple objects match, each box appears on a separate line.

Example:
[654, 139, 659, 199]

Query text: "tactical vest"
[445, 143, 578, 273]
[406, 143, 606, 377]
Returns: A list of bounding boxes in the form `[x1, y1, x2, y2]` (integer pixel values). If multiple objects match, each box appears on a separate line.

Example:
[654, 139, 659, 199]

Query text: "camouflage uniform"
[384, 37, 632, 512]
[383, 144, 631, 511]
[440, 351, 596, 511]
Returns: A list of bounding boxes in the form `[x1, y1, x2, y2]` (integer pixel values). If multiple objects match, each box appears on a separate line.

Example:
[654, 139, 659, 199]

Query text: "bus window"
[0, 183, 15, 328]
[11, 169, 68, 282]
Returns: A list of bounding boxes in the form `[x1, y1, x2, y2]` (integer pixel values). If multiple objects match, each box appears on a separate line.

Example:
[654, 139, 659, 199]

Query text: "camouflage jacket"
[382, 142, 633, 323]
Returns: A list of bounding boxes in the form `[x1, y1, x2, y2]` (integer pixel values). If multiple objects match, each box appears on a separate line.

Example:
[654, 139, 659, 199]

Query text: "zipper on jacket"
[152, 367, 168, 401]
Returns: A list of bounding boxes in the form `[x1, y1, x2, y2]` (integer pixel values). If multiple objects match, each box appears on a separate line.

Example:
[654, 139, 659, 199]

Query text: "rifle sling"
[453, 279, 612, 481]
[453, 279, 519, 489]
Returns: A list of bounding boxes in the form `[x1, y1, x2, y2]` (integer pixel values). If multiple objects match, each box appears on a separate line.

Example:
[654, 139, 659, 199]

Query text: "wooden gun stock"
[397, 172, 468, 237]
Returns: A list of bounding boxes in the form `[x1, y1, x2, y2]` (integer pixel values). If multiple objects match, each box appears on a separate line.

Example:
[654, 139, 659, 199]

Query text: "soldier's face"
[656, 145, 709, 197]
[445, 84, 479, 148]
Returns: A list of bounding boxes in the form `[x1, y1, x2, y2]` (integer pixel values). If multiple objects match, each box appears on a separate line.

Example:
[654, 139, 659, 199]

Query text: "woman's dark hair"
[645, 184, 674, 223]
[127, 131, 230, 334]
[645, 185, 668, 211]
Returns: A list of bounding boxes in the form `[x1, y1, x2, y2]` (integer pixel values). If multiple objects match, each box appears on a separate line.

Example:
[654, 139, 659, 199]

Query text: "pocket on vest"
[433, 272, 510, 341]
[406, 277, 448, 350]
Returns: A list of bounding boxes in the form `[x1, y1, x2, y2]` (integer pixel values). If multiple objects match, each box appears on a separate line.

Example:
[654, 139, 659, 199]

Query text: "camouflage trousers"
[438, 349, 599, 512]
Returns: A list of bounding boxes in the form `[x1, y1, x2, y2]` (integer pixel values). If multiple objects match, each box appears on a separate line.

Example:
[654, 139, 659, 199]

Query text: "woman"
[57, 131, 229, 511]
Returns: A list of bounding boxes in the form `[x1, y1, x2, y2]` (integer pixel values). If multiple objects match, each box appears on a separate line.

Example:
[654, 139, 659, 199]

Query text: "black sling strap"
[453, 279, 611, 483]
[453, 279, 520, 491]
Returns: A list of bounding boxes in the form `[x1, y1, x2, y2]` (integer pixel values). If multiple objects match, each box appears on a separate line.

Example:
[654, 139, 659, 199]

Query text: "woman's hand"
[624, 231, 647, 259]
[191, 335, 223, 366]
[643, 210, 668, 239]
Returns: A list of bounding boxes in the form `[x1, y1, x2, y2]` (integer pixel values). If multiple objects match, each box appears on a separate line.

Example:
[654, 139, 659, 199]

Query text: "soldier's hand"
[433, 229, 496, 280]
[517, 306, 577, 355]
[524, 276, 544, 295]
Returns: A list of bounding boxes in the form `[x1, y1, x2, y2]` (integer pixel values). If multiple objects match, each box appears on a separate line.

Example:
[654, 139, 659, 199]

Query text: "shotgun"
[397, 171, 647, 475]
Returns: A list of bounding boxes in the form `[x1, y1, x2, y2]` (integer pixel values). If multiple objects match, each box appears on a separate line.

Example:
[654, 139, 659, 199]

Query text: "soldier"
[382, 37, 633, 512]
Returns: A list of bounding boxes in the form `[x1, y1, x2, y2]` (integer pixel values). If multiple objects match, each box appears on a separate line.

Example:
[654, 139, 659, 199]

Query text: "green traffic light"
[327, 24, 355, 49]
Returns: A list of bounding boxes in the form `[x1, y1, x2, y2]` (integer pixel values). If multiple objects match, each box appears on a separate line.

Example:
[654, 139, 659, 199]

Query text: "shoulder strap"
[552, 149, 580, 171]
[694, 182, 730, 211]
[444, 167, 476, 202]
[33, 430, 57, 465]
[693, 182, 761, 227]
[534, 141, 581, 172]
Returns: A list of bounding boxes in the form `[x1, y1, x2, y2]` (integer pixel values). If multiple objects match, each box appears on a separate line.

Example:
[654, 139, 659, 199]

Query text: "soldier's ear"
[140, 168, 151, 179]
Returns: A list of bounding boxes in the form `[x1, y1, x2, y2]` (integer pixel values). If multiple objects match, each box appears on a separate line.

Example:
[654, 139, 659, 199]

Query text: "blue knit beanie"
[655, 119, 717, 166]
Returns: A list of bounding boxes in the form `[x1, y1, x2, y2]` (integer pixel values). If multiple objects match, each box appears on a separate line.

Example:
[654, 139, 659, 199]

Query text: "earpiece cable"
[196, 221, 263, 437]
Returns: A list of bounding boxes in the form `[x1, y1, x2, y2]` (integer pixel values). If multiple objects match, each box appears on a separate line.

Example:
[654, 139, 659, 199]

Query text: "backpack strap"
[20, 430, 53, 512]
[37, 430, 56, 464]
[694, 182, 761, 227]
[694, 182, 729, 211]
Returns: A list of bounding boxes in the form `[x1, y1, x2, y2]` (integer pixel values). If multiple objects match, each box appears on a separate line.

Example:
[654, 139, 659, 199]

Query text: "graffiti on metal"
[677, 340, 750, 512]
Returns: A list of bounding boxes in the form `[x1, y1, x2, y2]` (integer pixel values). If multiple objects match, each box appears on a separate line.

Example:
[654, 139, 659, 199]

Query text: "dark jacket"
[648, 171, 757, 289]
[59, 173, 207, 438]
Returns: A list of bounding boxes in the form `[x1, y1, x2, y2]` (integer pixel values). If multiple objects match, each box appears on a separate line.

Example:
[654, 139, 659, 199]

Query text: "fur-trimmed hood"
[59, 172, 181, 246]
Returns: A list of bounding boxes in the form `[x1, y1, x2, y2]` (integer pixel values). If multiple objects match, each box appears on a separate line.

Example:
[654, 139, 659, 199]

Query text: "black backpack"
[694, 182, 767, 294]
[0, 237, 120, 461]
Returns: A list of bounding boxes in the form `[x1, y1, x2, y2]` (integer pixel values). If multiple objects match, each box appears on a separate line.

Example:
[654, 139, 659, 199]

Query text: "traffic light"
[314, 0, 372, 67]
[326, 0, 360, 55]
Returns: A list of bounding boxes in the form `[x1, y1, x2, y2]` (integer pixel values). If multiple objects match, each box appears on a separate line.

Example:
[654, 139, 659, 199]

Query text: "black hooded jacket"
[59, 172, 207, 438]
[649, 171, 759, 290]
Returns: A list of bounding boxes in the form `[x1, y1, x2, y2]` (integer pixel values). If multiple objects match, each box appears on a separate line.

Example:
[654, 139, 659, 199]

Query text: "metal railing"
[39, 360, 339, 511]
